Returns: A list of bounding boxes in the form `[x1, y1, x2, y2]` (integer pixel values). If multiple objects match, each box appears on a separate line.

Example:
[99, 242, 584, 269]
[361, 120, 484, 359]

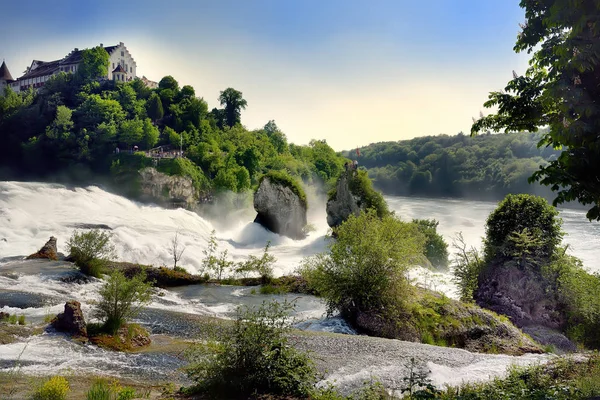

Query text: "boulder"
[26, 236, 58, 261]
[138, 167, 197, 207]
[253, 176, 307, 239]
[475, 261, 564, 329]
[350, 288, 543, 355]
[326, 172, 362, 229]
[52, 300, 87, 339]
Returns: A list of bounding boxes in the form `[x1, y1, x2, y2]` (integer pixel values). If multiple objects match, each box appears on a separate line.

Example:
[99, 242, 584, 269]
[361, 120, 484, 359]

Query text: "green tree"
[119, 118, 144, 149]
[484, 194, 563, 263]
[472, 0, 600, 220]
[146, 92, 164, 122]
[300, 209, 425, 316]
[218, 87, 247, 128]
[264, 120, 288, 153]
[413, 219, 449, 269]
[94, 270, 152, 333]
[158, 75, 179, 92]
[45, 106, 74, 140]
[76, 46, 109, 82]
[66, 229, 115, 277]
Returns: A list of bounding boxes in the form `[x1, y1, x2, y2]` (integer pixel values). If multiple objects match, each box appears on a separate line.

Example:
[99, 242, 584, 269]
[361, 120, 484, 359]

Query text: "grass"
[260, 170, 307, 208]
[88, 323, 151, 352]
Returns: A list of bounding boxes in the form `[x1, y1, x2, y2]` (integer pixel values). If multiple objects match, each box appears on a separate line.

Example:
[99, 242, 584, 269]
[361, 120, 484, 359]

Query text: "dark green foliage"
[0, 58, 346, 194]
[146, 92, 163, 121]
[347, 170, 389, 219]
[185, 300, 316, 398]
[472, 0, 600, 220]
[413, 219, 449, 269]
[218, 87, 247, 128]
[484, 194, 562, 263]
[452, 233, 484, 302]
[260, 170, 307, 208]
[342, 131, 560, 200]
[76, 47, 109, 83]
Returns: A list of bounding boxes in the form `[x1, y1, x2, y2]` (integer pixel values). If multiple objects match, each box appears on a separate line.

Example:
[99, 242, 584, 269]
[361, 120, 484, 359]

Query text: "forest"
[341, 131, 562, 200]
[0, 47, 345, 195]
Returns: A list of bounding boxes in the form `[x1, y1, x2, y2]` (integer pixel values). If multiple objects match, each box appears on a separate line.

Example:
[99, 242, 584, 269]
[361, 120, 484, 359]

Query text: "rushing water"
[1, 181, 598, 388]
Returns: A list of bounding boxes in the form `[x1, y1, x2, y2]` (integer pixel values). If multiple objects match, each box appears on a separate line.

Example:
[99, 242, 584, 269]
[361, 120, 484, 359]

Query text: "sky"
[0, 0, 529, 151]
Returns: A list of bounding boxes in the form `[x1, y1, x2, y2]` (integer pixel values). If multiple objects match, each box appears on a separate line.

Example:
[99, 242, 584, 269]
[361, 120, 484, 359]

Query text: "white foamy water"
[0, 181, 329, 276]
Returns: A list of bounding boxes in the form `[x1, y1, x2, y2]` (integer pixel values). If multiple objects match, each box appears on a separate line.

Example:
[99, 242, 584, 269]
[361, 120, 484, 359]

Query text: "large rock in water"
[475, 260, 576, 352]
[254, 177, 307, 239]
[52, 300, 87, 339]
[138, 167, 197, 207]
[326, 171, 362, 228]
[26, 236, 58, 261]
[352, 288, 543, 355]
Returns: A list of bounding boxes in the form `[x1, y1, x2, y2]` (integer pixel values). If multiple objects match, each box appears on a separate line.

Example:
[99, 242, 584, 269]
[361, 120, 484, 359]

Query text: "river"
[1, 181, 597, 390]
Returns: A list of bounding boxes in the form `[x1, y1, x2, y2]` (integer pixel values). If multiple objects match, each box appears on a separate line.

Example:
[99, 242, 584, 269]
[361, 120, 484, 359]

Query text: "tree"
[300, 209, 425, 316]
[472, 0, 600, 220]
[218, 87, 247, 127]
[413, 219, 449, 269]
[94, 269, 152, 333]
[170, 230, 186, 269]
[146, 92, 164, 122]
[141, 118, 159, 149]
[484, 194, 563, 263]
[158, 75, 179, 92]
[66, 229, 115, 277]
[45, 106, 74, 140]
[76, 46, 109, 82]
[264, 120, 288, 153]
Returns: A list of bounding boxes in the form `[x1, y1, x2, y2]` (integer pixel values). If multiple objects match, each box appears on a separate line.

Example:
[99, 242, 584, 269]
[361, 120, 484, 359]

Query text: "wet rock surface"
[254, 176, 307, 239]
[326, 171, 362, 228]
[138, 167, 197, 207]
[26, 236, 58, 261]
[52, 300, 87, 339]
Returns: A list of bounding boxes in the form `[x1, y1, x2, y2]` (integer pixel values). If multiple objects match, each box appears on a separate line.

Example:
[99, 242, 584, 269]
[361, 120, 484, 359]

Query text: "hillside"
[341, 131, 561, 201]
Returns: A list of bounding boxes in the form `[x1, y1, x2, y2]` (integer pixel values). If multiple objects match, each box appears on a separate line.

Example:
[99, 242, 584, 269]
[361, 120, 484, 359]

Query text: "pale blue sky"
[0, 1, 528, 150]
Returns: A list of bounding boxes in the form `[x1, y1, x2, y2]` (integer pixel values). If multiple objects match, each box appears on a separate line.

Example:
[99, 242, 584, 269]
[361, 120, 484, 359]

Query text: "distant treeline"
[341, 131, 562, 201]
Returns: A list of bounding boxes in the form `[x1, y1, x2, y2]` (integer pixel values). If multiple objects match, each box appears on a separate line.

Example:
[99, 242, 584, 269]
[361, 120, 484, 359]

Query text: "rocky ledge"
[254, 175, 307, 239]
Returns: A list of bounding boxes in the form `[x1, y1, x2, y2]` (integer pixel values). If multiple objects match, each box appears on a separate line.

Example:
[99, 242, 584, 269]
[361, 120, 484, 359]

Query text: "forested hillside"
[0, 47, 345, 194]
[341, 132, 561, 200]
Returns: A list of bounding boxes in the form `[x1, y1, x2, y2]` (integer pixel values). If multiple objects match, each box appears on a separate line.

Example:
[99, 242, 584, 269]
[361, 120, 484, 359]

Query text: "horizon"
[0, 0, 529, 151]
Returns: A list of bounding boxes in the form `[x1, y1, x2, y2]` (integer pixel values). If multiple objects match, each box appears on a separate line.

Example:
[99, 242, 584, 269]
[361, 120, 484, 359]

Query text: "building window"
[112, 63, 114, 69]
[130, 66, 132, 73]
[121, 51, 124, 57]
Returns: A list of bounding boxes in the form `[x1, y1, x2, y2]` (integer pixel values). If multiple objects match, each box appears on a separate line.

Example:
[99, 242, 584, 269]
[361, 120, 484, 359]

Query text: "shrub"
[300, 209, 425, 316]
[484, 194, 562, 263]
[31, 376, 69, 400]
[452, 233, 485, 302]
[413, 219, 449, 269]
[17, 315, 25, 325]
[94, 270, 152, 334]
[260, 170, 307, 208]
[235, 241, 276, 282]
[67, 229, 115, 277]
[347, 169, 389, 219]
[185, 300, 316, 398]
[85, 379, 137, 400]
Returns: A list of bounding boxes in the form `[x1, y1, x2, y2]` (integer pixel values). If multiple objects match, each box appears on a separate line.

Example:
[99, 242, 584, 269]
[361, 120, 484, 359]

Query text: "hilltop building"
[0, 42, 142, 94]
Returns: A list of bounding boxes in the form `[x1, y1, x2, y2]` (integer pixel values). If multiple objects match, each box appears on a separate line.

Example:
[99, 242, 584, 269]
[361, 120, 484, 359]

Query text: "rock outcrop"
[138, 167, 196, 207]
[475, 261, 564, 329]
[475, 260, 576, 352]
[254, 176, 307, 239]
[52, 300, 87, 339]
[326, 172, 362, 228]
[349, 288, 543, 356]
[26, 236, 58, 261]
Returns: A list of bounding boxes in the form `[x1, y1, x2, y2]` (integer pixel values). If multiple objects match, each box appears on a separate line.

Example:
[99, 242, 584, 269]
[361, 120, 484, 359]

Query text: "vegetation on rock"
[67, 229, 115, 277]
[259, 169, 307, 208]
[94, 270, 152, 334]
[413, 219, 449, 270]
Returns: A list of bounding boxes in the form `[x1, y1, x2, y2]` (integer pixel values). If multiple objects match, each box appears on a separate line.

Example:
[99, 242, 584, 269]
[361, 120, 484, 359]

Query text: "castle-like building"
[1, 42, 156, 94]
